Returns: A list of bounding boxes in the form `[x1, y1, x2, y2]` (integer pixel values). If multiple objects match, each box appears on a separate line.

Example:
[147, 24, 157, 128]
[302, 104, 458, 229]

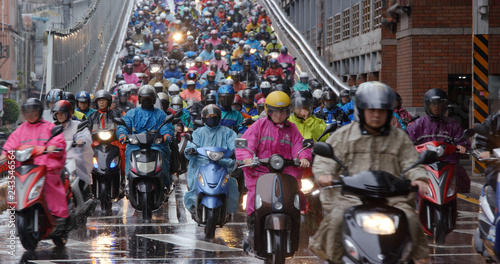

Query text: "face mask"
[156, 21, 161, 25]
[272, 40, 277, 44]
[188, 86, 195, 90]
[141, 98, 154, 110]
[170, 65, 176, 70]
[260, 30, 264, 33]
[173, 49, 179, 53]
[249, 37, 255, 41]
[205, 116, 220, 127]
[172, 105, 182, 112]
[324, 102, 335, 110]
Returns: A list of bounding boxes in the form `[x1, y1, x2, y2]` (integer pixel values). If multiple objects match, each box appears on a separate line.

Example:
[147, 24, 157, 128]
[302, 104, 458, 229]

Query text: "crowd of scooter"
[3, 0, 500, 263]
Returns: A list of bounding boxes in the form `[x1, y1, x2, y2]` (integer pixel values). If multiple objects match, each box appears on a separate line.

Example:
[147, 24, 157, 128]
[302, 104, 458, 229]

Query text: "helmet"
[280, 46, 288, 55]
[221, 35, 228, 41]
[63, 91, 76, 110]
[299, 72, 309, 83]
[424, 88, 448, 118]
[202, 104, 222, 126]
[190, 1, 196, 6]
[51, 100, 73, 123]
[238, 40, 245, 47]
[187, 71, 198, 80]
[153, 82, 164, 92]
[211, 29, 218, 35]
[269, 58, 278, 65]
[230, 71, 240, 79]
[204, 11, 211, 16]
[272, 84, 291, 97]
[355, 81, 396, 128]
[243, 45, 251, 54]
[46, 89, 64, 105]
[186, 80, 196, 87]
[115, 73, 125, 82]
[205, 93, 217, 105]
[159, 13, 166, 20]
[260, 81, 272, 97]
[349, 85, 358, 97]
[340, 89, 350, 98]
[248, 32, 256, 39]
[237, 54, 244, 62]
[22, 98, 44, 120]
[312, 89, 323, 100]
[205, 42, 213, 50]
[187, 35, 194, 42]
[233, 94, 243, 106]
[217, 85, 235, 109]
[168, 84, 181, 97]
[265, 91, 291, 116]
[201, 87, 211, 98]
[133, 55, 141, 62]
[396, 93, 403, 109]
[76, 91, 91, 103]
[322, 90, 337, 110]
[242, 88, 254, 100]
[311, 82, 322, 91]
[170, 96, 184, 112]
[94, 89, 112, 106]
[195, 57, 203, 63]
[138, 85, 157, 104]
[225, 78, 234, 86]
[175, 19, 182, 25]
[243, 60, 251, 67]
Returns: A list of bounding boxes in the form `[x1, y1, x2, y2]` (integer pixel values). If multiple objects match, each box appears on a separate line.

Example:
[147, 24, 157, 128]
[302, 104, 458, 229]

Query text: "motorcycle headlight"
[129, 138, 139, 145]
[221, 50, 227, 56]
[255, 194, 262, 210]
[301, 178, 315, 194]
[425, 144, 445, 158]
[205, 61, 210, 66]
[187, 31, 191, 35]
[221, 174, 230, 187]
[183, 126, 189, 132]
[269, 155, 284, 171]
[28, 177, 45, 201]
[206, 150, 225, 161]
[174, 33, 182, 41]
[271, 53, 279, 59]
[93, 157, 98, 169]
[98, 131, 112, 141]
[250, 48, 256, 54]
[136, 161, 156, 174]
[15, 147, 34, 163]
[110, 156, 119, 169]
[154, 137, 164, 144]
[344, 237, 360, 261]
[198, 173, 205, 186]
[447, 183, 455, 197]
[356, 212, 398, 235]
[151, 66, 160, 73]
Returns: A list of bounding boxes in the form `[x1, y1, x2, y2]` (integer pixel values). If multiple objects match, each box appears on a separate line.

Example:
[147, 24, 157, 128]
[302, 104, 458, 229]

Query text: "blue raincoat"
[341, 100, 355, 121]
[116, 107, 174, 186]
[184, 125, 239, 213]
[219, 107, 244, 134]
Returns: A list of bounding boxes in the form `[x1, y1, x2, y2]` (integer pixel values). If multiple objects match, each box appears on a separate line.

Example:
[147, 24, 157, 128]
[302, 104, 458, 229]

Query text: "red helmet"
[207, 71, 216, 77]
[233, 94, 243, 106]
[51, 100, 73, 123]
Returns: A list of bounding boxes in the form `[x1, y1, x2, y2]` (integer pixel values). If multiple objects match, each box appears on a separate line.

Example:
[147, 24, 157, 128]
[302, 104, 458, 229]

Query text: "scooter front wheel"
[17, 214, 39, 251]
[141, 192, 152, 223]
[53, 235, 68, 247]
[271, 230, 286, 264]
[205, 208, 216, 239]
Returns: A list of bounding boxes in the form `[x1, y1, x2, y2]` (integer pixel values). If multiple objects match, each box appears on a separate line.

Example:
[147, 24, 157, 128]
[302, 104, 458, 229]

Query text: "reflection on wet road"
[0, 175, 489, 263]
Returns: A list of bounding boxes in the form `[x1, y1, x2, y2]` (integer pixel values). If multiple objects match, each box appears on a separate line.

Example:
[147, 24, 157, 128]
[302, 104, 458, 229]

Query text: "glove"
[118, 134, 127, 144]
[242, 118, 254, 126]
[185, 148, 197, 156]
[163, 134, 172, 144]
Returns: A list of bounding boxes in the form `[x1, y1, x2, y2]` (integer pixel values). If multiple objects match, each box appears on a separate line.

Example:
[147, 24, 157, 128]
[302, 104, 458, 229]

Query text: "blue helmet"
[217, 85, 235, 95]
[76, 91, 91, 103]
[46, 89, 64, 106]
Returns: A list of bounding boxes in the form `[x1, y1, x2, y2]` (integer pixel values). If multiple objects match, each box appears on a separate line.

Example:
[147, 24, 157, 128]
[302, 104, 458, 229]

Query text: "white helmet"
[312, 89, 323, 100]
[159, 13, 166, 20]
[143, 6, 149, 11]
[195, 57, 203, 63]
[133, 55, 140, 61]
[168, 84, 181, 97]
[299, 72, 309, 78]
[260, 81, 271, 89]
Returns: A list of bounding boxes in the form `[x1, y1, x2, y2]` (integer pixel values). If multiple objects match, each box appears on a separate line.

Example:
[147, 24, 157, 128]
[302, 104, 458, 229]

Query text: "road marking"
[453, 229, 477, 235]
[429, 253, 481, 256]
[179, 183, 196, 224]
[429, 244, 476, 248]
[168, 188, 180, 224]
[136, 234, 243, 252]
[458, 194, 479, 204]
[458, 210, 479, 219]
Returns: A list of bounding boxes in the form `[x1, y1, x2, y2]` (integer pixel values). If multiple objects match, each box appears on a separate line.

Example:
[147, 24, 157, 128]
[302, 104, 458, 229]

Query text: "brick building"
[282, 0, 500, 127]
[0, 0, 20, 83]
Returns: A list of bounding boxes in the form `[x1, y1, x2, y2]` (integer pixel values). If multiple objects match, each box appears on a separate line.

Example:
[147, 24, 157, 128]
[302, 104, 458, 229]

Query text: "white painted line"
[458, 210, 479, 219]
[168, 192, 179, 224]
[179, 183, 196, 224]
[429, 244, 476, 248]
[429, 253, 481, 256]
[453, 229, 477, 235]
[136, 234, 243, 252]
[471, 181, 483, 189]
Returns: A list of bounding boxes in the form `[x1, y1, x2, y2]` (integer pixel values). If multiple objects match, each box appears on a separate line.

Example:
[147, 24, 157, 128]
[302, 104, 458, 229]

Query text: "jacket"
[180, 89, 202, 102]
[235, 118, 312, 215]
[209, 58, 228, 72]
[310, 122, 429, 262]
[264, 67, 285, 80]
[292, 82, 309, 92]
[220, 108, 244, 133]
[288, 114, 329, 142]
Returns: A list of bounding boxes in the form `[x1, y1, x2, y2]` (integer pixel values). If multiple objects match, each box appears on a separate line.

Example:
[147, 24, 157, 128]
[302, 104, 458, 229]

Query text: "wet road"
[0, 174, 489, 263]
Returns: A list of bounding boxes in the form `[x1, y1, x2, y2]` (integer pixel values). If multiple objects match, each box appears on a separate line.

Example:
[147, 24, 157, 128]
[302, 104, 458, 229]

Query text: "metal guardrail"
[260, 0, 350, 95]
[45, 0, 132, 94]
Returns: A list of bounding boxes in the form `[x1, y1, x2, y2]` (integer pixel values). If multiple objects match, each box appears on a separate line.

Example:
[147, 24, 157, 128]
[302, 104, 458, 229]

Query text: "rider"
[263, 58, 285, 81]
[245, 32, 260, 50]
[265, 35, 281, 55]
[231, 55, 245, 72]
[394, 92, 413, 124]
[168, 43, 184, 62]
[43, 88, 64, 122]
[188, 57, 208, 76]
[241, 89, 258, 116]
[0, 98, 68, 220]
[336, 89, 350, 108]
[63, 92, 86, 120]
[293, 72, 310, 92]
[255, 24, 270, 42]
[240, 60, 258, 88]
[314, 90, 350, 126]
[210, 50, 229, 73]
[52, 100, 94, 203]
[218, 85, 244, 133]
[341, 85, 357, 121]
[170, 96, 193, 129]
[182, 35, 199, 52]
[310, 81, 430, 263]
[116, 85, 175, 189]
[180, 80, 202, 102]
[200, 70, 219, 90]
[200, 42, 215, 61]
[183, 104, 239, 215]
[190, 87, 213, 121]
[148, 39, 166, 57]
[149, 69, 172, 91]
[406, 88, 470, 193]
[254, 81, 272, 101]
[207, 30, 221, 47]
[76, 91, 97, 118]
[123, 63, 141, 86]
[277, 46, 295, 79]
[231, 71, 247, 92]
[288, 91, 329, 142]
[235, 90, 311, 217]
[164, 60, 184, 82]
[115, 87, 135, 114]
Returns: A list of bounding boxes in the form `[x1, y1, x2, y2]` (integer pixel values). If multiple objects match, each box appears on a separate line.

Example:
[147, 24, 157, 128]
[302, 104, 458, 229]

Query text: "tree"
[2, 99, 20, 126]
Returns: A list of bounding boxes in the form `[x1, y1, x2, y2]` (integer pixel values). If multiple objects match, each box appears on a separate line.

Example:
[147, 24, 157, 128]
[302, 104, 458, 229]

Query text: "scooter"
[313, 141, 437, 264]
[414, 129, 475, 244]
[91, 123, 124, 215]
[185, 134, 233, 239]
[471, 124, 500, 261]
[4, 125, 75, 251]
[237, 138, 314, 264]
[113, 115, 174, 223]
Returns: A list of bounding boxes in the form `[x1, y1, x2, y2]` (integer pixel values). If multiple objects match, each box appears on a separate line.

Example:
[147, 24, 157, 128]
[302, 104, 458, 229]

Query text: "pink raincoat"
[123, 72, 141, 86]
[188, 64, 208, 76]
[235, 118, 312, 215]
[209, 58, 228, 72]
[2, 120, 68, 218]
[277, 54, 296, 79]
[207, 38, 222, 47]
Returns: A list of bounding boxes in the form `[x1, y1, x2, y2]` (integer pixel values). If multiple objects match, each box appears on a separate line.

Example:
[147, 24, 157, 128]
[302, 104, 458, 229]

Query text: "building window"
[334, 13, 341, 43]
[373, 0, 383, 29]
[362, 0, 371, 34]
[326, 17, 333, 46]
[342, 8, 350, 40]
[352, 4, 360, 37]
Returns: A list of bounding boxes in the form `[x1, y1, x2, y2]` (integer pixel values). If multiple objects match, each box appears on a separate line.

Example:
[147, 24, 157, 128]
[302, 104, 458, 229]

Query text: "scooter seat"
[485, 185, 497, 210]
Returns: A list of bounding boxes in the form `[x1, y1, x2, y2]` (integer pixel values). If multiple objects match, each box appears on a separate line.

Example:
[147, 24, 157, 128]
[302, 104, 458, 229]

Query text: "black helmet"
[138, 85, 157, 104]
[94, 89, 113, 105]
[280, 46, 288, 55]
[205, 42, 213, 50]
[116, 73, 125, 82]
[340, 89, 350, 98]
[22, 98, 44, 120]
[396, 93, 402, 109]
[243, 60, 251, 67]
[321, 90, 337, 110]
[51, 100, 73, 123]
[241, 88, 254, 100]
[310, 82, 322, 91]
[157, 92, 170, 111]
[424, 88, 448, 119]
[63, 91, 76, 110]
[272, 84, 291, 97]
[205, 93, 217, 105]
[355, 81, 396, 130]
[201, 104, 222, 126]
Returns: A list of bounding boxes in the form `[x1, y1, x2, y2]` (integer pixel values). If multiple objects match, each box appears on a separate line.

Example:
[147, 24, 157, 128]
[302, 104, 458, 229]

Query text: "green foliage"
[2, 99, 20, 125]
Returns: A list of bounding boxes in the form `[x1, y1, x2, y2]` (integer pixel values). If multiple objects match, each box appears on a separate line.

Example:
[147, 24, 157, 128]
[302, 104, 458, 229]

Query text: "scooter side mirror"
[313, 142, 334, 158]
[473, 123, 490, 137]
[185, 133, 193, 141]
[194, 120, 204, 127]
[47, 125, 64, 143]
[113, 117, 127, 126]
[463, 128, 476, 138]
[302, 139, 314, 149]
[158, 114, 175, 130]
[401, 150, 437, 178]
[235, 138, 248, 149]
[317, 123, 337, 141]
[77, 120, 89, 132]
[0, 132, 6, 140]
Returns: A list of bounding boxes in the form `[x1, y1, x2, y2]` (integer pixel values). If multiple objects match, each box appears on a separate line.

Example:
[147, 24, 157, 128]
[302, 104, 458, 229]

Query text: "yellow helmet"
[265, 91, 291, 115]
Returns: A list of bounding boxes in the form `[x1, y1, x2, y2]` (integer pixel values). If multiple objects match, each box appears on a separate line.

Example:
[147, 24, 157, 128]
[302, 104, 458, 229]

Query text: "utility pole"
[62, 0, 72, 28]
[472, 0, 489, 173]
